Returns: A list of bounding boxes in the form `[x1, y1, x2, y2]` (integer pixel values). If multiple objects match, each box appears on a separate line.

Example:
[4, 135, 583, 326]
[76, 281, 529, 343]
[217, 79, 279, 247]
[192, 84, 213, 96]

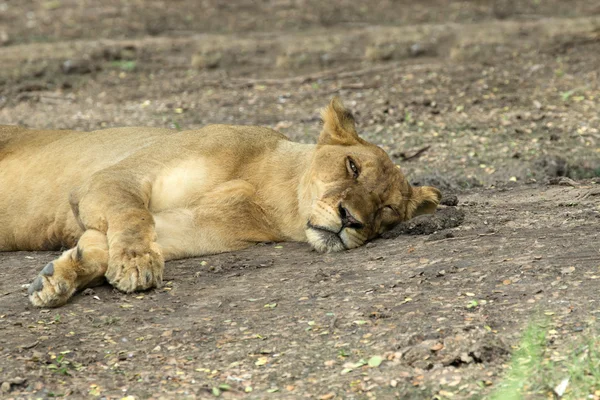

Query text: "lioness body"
[1, 125, 170, 250]
[0, 98, 441, 307]
[0, 125, 309, 254]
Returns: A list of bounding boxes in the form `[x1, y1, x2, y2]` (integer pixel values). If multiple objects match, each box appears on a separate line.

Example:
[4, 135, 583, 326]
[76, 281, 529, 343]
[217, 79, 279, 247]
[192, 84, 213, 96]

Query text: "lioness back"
[0, 125, 28, 161]
[0, 124, 290, 251]
[0, 126, 174, 250]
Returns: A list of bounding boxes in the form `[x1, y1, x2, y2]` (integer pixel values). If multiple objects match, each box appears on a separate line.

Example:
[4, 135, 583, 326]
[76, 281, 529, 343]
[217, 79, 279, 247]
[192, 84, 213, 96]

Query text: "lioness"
[0, 98, 441, 307]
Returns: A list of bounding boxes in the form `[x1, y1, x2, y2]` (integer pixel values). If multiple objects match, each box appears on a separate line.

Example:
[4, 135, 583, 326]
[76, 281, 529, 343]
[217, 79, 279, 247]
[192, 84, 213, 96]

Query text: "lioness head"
[304, 97, 442, 252]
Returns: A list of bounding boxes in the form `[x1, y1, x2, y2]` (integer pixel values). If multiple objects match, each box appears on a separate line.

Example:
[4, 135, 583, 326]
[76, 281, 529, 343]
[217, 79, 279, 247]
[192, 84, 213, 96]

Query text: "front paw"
[29, 262, 76, 308]
[106, 243, 164, 293]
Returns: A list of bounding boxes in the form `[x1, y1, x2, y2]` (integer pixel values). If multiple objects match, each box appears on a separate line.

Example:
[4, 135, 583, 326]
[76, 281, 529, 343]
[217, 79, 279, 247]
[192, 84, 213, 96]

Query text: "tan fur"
[0, 98, 441, 307]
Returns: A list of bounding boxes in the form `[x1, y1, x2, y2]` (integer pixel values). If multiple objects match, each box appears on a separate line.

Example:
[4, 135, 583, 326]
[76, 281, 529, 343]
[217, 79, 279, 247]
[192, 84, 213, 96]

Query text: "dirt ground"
[1, 1, 600, 399]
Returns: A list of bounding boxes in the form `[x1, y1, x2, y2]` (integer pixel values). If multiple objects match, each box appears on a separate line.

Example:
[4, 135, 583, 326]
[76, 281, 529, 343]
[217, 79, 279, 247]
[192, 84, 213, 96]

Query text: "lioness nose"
[338, 204, 364, 230]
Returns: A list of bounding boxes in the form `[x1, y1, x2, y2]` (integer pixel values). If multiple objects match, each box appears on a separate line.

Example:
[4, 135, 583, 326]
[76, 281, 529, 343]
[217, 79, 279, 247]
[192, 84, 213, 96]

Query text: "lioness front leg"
[100, 210, 164, 292]
[29, 229, 108, 307]
[72, 169, 163, 293]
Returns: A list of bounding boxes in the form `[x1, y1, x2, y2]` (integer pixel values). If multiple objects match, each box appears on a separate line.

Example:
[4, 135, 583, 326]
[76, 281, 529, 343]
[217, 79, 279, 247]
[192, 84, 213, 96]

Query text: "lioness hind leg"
[28, 229, 108, 307]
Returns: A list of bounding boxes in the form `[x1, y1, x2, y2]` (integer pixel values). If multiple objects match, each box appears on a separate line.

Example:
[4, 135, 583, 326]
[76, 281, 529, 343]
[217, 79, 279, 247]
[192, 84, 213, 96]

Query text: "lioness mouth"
[306, 222, 347, 250]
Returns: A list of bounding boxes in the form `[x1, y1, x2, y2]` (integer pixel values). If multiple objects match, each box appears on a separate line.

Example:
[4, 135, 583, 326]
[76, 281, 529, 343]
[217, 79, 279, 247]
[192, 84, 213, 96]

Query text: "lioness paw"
[28, 262, 76, 308]
[106, 244, 164, 293]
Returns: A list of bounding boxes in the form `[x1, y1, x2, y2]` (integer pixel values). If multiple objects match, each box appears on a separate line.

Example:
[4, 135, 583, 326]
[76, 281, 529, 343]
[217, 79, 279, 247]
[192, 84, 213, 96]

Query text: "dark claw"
[145, 271, 153, 284]
[28, 276, 43, 295]
[41, 262, 54, 276]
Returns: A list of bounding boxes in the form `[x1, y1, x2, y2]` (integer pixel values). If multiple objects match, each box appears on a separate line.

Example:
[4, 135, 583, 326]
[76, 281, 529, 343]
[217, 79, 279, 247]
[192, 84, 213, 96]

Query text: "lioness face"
[304, 98, 442, 252]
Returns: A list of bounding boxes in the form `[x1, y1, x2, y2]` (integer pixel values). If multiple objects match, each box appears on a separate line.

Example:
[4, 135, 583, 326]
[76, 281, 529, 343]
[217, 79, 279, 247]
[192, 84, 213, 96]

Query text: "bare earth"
[1, 1, 600, 399]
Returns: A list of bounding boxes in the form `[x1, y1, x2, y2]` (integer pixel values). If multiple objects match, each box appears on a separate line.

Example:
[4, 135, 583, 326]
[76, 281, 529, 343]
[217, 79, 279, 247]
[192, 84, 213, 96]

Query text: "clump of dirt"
[399, 328, 510, 369]
[382, 207, 465, 238]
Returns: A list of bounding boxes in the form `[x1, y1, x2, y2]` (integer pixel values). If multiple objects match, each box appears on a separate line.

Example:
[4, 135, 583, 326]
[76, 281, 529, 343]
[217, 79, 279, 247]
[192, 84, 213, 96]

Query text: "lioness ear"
[408, 186, 442, 218]
[318, 97, 365, 146]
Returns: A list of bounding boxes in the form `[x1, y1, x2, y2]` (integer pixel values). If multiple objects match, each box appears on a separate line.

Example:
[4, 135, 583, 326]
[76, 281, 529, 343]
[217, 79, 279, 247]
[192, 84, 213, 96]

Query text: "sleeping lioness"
[0, 98, 441, 307]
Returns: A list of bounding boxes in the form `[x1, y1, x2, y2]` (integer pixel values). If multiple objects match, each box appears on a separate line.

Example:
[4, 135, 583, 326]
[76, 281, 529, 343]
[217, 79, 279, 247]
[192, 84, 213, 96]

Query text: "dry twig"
[396, 146, 431, 161]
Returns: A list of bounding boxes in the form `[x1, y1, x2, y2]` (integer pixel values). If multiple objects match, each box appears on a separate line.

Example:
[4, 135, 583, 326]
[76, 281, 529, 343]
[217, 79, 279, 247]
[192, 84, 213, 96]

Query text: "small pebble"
[10, 377, 25, 385]
[62, 59, 95, 75]
[410, 43, 426, 57]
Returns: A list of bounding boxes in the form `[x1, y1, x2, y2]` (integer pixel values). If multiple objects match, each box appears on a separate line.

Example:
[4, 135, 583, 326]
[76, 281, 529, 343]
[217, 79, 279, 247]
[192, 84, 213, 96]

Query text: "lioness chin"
[0, 97, 441, 308]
